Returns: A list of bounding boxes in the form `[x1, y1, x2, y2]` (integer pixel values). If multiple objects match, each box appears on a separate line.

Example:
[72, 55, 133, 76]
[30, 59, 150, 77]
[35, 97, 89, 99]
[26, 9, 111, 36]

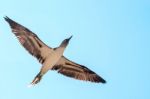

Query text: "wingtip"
[94, 79, 106, 84]
[101, 79, 106, 84]
[4, 16, 19, 28]
[4, 16, 13, 24]
[94, 75, 106, 84]
[4, 16, 9, 20]
[99, 77, 106, 84]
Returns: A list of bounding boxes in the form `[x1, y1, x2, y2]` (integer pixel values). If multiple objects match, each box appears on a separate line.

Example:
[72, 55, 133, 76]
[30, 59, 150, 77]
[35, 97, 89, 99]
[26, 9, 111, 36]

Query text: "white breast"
[40, 47, 53, 59]
[40, 47, 65, 75]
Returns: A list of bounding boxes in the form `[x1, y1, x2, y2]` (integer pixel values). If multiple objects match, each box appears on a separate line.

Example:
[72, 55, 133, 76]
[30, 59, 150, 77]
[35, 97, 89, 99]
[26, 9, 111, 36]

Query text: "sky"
[0, 0, 150, 99]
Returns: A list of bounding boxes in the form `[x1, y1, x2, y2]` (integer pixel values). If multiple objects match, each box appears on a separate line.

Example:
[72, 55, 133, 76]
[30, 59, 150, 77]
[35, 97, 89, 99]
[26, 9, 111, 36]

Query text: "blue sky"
[0, 0, 150, 99]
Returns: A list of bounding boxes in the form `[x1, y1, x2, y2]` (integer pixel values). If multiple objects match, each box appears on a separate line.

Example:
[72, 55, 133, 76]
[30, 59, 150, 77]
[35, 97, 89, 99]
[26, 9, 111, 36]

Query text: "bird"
[4, 16, 106, 86]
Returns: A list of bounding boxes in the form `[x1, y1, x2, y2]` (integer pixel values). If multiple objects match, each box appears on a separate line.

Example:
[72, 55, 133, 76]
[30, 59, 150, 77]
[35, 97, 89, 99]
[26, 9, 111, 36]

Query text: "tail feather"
[29, 72, 42, 87]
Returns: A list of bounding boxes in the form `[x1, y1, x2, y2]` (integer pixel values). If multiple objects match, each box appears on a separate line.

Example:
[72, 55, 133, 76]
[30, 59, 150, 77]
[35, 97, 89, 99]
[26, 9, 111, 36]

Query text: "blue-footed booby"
[4, 16, 106, 86]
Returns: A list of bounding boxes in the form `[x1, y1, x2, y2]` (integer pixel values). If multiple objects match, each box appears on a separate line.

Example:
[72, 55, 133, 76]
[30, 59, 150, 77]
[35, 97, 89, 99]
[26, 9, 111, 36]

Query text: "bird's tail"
[28, 72, 43, 87]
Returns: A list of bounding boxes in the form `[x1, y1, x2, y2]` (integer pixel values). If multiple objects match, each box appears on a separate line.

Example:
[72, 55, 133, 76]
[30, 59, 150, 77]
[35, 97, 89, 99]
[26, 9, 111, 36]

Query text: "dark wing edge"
[4, 16, 51, 64]
[4, 16, 49, 47]
[52, 56, 106, 83]
[4, 16, 33, 33]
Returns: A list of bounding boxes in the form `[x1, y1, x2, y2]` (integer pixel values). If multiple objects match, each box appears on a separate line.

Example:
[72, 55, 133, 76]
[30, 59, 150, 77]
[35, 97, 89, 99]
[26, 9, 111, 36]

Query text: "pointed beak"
[67, 35, 73, 41]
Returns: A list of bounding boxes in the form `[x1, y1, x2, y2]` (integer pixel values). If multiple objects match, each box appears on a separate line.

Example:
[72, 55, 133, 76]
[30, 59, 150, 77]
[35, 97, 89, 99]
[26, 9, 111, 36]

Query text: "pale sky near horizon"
[0, 0, 150, 99]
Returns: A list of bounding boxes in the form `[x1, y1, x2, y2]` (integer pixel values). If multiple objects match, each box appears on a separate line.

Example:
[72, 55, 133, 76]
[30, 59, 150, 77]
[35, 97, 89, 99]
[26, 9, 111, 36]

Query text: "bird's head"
[60, 35, 73, 47]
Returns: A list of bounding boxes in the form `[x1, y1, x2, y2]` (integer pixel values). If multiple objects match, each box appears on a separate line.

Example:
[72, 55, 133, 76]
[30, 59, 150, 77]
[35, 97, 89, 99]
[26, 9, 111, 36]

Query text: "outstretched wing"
[52, 56, 106, 83]
[4, 16, 52, 64]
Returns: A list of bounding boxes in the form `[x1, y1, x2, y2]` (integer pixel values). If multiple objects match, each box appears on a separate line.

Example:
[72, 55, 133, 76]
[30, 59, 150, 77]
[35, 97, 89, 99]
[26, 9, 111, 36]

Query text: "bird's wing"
[52, 56, 106, 83]
[4, 16, 52, 64]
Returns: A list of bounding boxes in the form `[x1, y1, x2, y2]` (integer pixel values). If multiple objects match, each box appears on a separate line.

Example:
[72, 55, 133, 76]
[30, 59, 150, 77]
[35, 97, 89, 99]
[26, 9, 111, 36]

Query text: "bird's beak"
[67, 35, 73, 41]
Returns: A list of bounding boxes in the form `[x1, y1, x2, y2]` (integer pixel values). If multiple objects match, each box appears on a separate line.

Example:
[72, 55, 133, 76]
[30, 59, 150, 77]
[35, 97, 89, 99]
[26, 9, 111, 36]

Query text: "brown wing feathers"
[4, 16, 45, 64]
[53, 62, 106, 83]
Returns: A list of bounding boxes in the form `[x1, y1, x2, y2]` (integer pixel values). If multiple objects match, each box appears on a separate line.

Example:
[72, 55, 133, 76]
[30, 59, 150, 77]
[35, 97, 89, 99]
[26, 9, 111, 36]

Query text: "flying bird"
[4, 16, 106, 86]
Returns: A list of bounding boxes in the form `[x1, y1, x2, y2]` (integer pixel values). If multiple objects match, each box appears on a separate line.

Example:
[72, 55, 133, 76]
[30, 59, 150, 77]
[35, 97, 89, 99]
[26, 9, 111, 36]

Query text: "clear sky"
[0, 0, 150, 99]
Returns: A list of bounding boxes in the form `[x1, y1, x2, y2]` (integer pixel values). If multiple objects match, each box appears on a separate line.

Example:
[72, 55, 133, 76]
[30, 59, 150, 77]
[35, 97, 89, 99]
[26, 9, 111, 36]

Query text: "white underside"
[40, 47, 65, 75]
